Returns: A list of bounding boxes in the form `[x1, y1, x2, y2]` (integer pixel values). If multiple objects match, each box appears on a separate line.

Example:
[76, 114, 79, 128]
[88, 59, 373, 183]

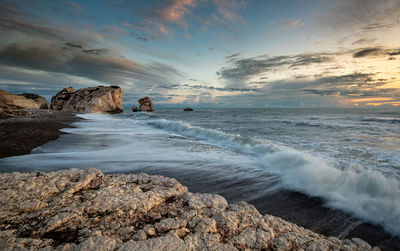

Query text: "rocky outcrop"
[0, 90, 49, 119]
[51, 86, 123, 114]
[0, 90, 49, 110]
[138, 96, 154, 112]
[0, 168, 379, 251]
[131, 105, 138, 112]
[184, 107, 194, 111]
[17, 93, 49, 109]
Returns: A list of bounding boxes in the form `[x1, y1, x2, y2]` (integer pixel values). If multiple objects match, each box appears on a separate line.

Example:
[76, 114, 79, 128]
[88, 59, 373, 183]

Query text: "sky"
[0, 0, 399, 108]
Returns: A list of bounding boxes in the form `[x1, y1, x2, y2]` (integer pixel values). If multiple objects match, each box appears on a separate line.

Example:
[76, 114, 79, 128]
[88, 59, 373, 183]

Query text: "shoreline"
[0, 111, 396, 250]
[0, 110, 80, 159]
[0, 168, 379, 250]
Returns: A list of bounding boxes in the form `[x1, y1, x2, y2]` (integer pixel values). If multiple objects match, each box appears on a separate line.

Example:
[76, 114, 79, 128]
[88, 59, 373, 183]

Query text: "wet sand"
[0, 110, 80, 158]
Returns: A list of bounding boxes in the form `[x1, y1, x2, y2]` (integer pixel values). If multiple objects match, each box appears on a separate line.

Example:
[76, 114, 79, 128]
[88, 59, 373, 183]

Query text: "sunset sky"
[0, 0, 399, 107]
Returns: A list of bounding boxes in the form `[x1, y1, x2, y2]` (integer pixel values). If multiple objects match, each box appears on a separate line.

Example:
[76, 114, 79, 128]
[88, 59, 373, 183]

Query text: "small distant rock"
[183, 107, 194, 111]
[138, 96, 154, 112]
[131, 105, 138, 112]
[50, 86, 123, 114]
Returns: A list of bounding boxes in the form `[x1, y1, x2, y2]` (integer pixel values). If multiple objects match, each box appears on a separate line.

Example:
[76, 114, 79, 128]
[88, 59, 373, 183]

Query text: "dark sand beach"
[0, 110, 80, 158]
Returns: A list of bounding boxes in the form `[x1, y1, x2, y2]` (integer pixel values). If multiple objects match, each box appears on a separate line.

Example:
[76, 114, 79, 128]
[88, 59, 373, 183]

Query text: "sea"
[1, 108, 399, 249]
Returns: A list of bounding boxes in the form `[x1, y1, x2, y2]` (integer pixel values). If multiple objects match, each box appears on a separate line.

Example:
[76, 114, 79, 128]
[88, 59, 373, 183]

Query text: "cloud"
[353, 47, 400, 58]
[67, 2, 84, 12]
[353, 48, 383, 58]
[0, 42, 182, 90]
[281, 19, 304, 28]
[158, 0, 196, 25]
[180, 84, 257, 92]
[323, 0, 400, 32]
[217, 53, 334, 84]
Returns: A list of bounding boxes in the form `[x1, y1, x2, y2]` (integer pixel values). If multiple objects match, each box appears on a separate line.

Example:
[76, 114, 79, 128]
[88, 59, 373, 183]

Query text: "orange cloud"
[159, 0, 196, 25]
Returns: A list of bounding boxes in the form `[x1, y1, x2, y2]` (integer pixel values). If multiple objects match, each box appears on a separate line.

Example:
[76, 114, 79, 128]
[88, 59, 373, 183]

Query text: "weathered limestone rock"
[0, 168, 380, 251]
[138, 96, 154, 112]
[0, 90, 50, 118]
[17, 93, 49, 109]
[131, 105, 138, 112]
[50, 86, 123, 114]
[0, 90, 49, 110]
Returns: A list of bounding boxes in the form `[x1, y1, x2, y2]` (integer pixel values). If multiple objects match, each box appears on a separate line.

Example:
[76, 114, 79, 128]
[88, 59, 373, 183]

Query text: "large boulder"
[0, 90, 49, 110]
[50, 86, 123, 114]
[138, 96, 154, 112]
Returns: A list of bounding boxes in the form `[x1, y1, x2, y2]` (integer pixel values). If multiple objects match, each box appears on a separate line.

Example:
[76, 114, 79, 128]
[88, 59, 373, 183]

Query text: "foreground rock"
[0, 169, 378, 250]
[51, 86, 123, 114]
[138, 96, 154, 112]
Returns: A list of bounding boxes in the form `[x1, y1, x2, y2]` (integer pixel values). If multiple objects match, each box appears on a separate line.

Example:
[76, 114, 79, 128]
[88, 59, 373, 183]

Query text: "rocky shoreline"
[0, 168, 379, 250]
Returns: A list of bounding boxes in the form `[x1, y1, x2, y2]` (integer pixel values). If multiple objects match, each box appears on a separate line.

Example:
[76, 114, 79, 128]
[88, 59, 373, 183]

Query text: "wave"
[360, 117, 400, 124]
[143, 118, 400, 236]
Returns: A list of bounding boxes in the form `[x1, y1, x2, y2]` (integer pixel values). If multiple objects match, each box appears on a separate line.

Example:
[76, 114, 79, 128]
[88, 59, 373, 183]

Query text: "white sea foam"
[139, 117, 400, 236]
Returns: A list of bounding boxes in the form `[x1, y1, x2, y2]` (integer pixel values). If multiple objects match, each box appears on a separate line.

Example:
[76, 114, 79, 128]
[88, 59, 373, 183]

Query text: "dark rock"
[138, 96, 154, 112]
[50, 86, 123, 114]
[183, 107, 194, 111]
[131, 105, 138, 112]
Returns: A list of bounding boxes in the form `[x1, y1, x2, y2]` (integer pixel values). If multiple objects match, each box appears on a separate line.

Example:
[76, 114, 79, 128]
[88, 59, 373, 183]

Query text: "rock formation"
[138, 96, 154, 112]
[51, 86, 123, 114]
[0, 90, 49, 110]
[0, 90, 49, 119]
[184, 107, 194, 111]
[131, 105, 138, 112]
[0, 168, 379, 251]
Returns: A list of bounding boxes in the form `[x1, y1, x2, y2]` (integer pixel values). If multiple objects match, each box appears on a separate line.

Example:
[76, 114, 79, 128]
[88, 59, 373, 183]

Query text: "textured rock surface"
[0, 90, 49, 110]
[50, 86, 123, 114]
[0, 90, 49, 118]
[0, 169, 379, 251]
[138, 96, 154, 112]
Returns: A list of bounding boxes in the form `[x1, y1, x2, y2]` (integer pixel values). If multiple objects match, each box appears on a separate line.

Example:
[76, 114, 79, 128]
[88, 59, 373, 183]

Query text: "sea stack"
[138, 96, 154, 112]
[50, 86, 123, 114]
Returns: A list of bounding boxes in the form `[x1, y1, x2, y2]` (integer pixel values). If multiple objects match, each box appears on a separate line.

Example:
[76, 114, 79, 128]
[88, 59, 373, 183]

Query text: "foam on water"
[128, 115, 400, 236]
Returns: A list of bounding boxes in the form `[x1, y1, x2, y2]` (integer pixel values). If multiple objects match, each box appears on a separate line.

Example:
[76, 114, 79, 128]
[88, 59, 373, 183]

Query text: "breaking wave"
[141, 117, 400, 236]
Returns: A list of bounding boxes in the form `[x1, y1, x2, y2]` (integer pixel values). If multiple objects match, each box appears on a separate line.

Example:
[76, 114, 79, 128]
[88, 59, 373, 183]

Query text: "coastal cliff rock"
[138, 96, 154, 112]
[0, 168, 379, 251]
[50, 86, 123, 114]
[0, 90, 49, 110]
[0, 90, 49, 118]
